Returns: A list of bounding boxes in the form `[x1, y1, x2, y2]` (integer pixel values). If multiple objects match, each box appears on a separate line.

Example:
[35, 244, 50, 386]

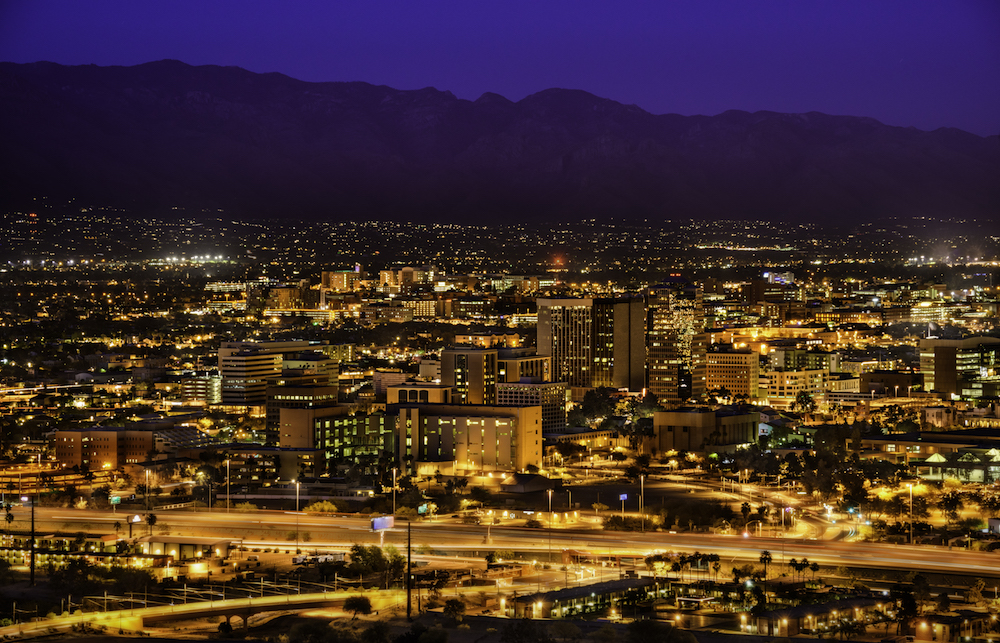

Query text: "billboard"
[371, 515, 395, 531]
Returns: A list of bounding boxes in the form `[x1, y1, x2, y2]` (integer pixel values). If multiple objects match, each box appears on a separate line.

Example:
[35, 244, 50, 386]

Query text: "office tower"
[646, 279, 705, 403]
[498, 348, 551, 383]
[919, 336, 1000, 397]
[219, 350, 283, 407]
[536, 297, 644, 391]
[394, 404, 542, 473]
[497, 381, 568, 432]
[218, 340, 319, 407]
[704, 344, 759, 399]
[267, 383, 339, 438]
[441, 347, 498, 404]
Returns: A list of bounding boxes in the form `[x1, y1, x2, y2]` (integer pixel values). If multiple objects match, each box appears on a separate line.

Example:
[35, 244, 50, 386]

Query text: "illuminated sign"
[371, 516, 395, 531]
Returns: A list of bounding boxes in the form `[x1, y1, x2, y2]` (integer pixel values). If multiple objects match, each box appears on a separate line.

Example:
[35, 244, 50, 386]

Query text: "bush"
[304, 500, 340, 514]
[602, 516, 645, 531]
[344, 595, 372, 619]
[443, 598, 466, 623]
[524, 519, 543, 528]
[234, 502, 259, 513]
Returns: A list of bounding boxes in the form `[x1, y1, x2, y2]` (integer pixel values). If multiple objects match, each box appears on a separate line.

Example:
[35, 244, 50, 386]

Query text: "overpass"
[0, 590, 404, 638]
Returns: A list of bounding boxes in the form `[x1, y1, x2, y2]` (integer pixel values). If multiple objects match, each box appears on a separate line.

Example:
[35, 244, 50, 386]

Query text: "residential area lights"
[2, 216, 1000, 631]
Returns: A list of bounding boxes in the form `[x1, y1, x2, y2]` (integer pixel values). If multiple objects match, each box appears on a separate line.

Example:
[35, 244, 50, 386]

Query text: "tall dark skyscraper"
[536, 297, 644, 392]
[646, 278, 705, 403]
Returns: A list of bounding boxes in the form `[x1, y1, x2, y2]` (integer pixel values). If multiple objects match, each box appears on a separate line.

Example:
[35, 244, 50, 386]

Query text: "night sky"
[1, 0, 999, 136]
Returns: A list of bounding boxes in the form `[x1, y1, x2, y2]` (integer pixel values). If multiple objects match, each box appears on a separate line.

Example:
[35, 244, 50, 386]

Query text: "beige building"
[704, 345, 759, 399]
[266, 383, 339, 435]
[52, 428, 156, 470]
[218, 340, 315, 407]
[760, 369, 828, 409]
[646, 408, 758, 453]
[394, 404, 542, 473]
[278, 405, 349, 449]
[441, 347, 499, 404]
[388, 382, 456, 405]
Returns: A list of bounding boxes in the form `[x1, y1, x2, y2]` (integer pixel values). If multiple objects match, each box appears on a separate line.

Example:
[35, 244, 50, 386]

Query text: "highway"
[12, 505, 994, 577]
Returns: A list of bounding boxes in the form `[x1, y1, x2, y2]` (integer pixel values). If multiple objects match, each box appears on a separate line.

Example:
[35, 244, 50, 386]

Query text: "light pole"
[226, 459, 231, 513]
[392, 468, 398, 515]
[144, 469, 150, 515]
[295, 480, 301, 552]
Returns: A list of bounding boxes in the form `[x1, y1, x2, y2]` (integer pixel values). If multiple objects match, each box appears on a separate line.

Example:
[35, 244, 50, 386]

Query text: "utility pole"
[406, 521, 412, 620]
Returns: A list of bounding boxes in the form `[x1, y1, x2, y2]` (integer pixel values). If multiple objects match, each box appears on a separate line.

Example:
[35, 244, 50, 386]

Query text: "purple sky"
[2, 0, 998, 135]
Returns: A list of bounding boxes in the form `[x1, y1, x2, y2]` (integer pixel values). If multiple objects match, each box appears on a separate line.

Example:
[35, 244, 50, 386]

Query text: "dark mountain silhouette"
[1, 60, 998, 223]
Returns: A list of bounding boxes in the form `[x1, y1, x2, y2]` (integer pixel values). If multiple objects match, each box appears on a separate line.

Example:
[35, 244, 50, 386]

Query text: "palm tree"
[759, 550, 773, 599]
[146, 513, 157, 536]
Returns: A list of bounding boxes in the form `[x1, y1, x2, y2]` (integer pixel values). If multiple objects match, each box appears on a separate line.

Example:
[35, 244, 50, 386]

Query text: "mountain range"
[1, 60, 998, 223]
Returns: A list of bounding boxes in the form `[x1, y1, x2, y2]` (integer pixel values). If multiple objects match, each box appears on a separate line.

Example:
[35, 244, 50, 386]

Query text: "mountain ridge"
[1, 59, 997, 222]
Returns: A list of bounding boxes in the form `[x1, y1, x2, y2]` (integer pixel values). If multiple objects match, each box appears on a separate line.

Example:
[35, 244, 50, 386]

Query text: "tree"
[794, 391, 816, 414]
[937, 491, 964, 533]
[759, 550, 772, 583]
[145, 513, 157, 535]
[443, 598, 466, 623]
[344, 595, 372, 619]
[592, 502, 609, 514]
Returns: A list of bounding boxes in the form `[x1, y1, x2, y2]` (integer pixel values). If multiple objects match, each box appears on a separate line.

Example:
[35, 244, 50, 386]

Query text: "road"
[12, 505, 995, 577]
[0, 589, 403, 639]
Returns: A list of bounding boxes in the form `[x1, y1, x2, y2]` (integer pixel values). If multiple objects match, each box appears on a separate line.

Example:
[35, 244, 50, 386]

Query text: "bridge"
[0, 589, 405, 638]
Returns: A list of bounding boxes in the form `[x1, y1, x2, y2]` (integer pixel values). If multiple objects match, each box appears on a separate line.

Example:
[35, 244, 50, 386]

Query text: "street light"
[392, 468, 398, 515]
[226, 459, 231, 514]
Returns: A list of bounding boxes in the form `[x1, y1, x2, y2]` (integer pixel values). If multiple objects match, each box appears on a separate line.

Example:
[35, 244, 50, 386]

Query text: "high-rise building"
[496, 381, 568, 432]
[267, 383, 340, 439]
[218, 340, 315, 407]
[919, 336, 1000, 398]
[646, 279, 705, 403]
[536, 297, 644, 391]
[704, 344, 759, 399]
[441, 347, 498, 404]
